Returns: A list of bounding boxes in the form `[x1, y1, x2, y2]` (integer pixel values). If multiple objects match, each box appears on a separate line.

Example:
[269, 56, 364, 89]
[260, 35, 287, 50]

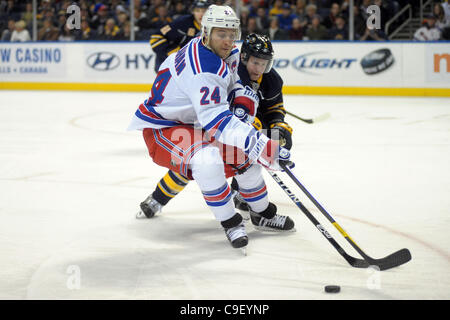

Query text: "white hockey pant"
[190, 145, 268, 222]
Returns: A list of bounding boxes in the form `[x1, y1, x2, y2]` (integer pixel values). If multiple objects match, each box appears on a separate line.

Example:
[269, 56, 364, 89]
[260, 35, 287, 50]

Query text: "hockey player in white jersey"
[129, 5, 294, 250]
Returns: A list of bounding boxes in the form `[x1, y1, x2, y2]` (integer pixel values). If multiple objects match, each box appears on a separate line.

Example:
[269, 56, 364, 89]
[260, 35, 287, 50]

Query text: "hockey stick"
[286, 111, 331, 124]
[268, 170, 369, 269]
[280, 164, 412, 271]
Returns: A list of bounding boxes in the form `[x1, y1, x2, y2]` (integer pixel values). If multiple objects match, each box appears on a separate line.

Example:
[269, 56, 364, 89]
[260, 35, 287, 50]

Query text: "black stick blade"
[349, 256, 370, 268]
[369, 248, 412, 271]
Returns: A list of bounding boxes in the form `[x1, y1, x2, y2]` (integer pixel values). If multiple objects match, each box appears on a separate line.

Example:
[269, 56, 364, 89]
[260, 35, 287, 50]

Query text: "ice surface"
[0, 91, 449, 299]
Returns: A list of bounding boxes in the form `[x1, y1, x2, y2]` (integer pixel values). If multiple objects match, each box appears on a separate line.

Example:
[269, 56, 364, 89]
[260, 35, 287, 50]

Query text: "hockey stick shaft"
[286, 111, 313, 123]
[286, 111, 330, 124]
[280, 164, 411, 271]
[268, 170, 368, 268]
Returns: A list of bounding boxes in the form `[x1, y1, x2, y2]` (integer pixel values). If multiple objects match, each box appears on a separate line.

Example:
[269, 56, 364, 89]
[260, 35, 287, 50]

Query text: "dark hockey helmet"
[241, 33, 274, 73]
[192, 0, 210, 9]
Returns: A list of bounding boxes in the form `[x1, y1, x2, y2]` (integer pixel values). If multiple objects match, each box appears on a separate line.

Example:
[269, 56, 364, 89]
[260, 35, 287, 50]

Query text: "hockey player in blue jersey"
[149, 0, 209, 73]
[129, 5, 295, 250]
[228, 33, 294, 213]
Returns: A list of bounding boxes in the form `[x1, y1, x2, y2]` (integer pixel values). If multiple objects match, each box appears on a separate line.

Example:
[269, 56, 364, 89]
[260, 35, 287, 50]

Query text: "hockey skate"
[224, 223, 248, 254]
[136, 195, 163, 219]
[250, 203, 295, 232]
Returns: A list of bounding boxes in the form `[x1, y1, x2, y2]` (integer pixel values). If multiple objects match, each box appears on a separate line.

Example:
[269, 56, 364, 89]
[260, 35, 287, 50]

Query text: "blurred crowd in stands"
[1, 0, 449, 42]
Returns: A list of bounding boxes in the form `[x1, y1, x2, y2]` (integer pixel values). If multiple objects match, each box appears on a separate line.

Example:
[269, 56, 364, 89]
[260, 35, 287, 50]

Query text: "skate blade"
[241, 247, 247, 256]
[135, 211, 147, 219]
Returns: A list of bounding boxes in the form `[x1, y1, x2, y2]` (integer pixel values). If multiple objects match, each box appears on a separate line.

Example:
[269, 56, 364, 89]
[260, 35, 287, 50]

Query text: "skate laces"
[145, 197, 162, 213]
[226, 224, 247, 241]
[261, 214, 287, 228]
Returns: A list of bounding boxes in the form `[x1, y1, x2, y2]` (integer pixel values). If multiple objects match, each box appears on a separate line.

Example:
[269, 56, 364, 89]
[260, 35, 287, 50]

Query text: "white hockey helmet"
[201, 5, 241, 47]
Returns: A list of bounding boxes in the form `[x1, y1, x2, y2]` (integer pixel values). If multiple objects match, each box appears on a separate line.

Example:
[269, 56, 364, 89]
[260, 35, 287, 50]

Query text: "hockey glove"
[269, 121, 293, 150]
[230, 84, 258, 123]
[245, 131, 294, 171]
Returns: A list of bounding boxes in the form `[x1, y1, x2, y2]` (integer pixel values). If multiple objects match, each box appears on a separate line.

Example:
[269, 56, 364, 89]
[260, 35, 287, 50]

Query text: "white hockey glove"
[245, 131, 294, 171]
[229, 84, 259, 124]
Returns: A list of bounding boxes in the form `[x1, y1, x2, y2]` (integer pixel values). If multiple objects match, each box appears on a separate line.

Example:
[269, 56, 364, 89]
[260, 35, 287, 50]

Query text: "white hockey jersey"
[128, 37, 257, 151]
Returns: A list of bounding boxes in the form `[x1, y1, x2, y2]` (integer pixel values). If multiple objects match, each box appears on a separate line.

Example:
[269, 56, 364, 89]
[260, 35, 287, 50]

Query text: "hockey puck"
[360, 48, 394, 75]
[324, 285, 340, 293]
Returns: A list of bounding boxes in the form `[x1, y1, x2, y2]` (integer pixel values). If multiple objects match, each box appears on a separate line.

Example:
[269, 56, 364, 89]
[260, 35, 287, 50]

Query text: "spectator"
[248, 0, 261, 17]
[359, 26, 387, 41]
[414, 14, 441, 41]
[39, 7, 56, 30]
[242, 16, 263, 39]
[21, 2, 34, 29]
[148, 0, 165, 19]
[305, 14, 327, 40]
[171, 1, 188, 20]
[117, 22, 131, 40]
[269, 0, 284, 16]
[351, 5, 366, 40]
[1, 19, 16, 41]
[39, 0, 53, 13]
[98, 17, 121, 40]
[79, 5, 91, 23]
[294, 0, 307, 21]
[10, 20, 31, 42]
[150, 4, 172, 29]
[323, 2, 340, 29]
[134, 7, 150, 34]
[277, 2, 297, 31]
[56, 10, 67, 31]
[443, 0, 450, 25]
[359, 0, 371, 22]
[339, 0, 350, 14]
[433, 2, 448, 32]
[441, 0, 450, 40]
[328, 14, 348, 40]
[240, 6, 250, 31]
[38, 18, 59, 41]
[2, 0, 22, 22]
[90, 4, 109, 34]
[58, 24, 76, 41]
[255, 7, 270, 30]
[114, 5, 128, 23]
[305, 3, 318, 27]
[289, 17, 304, 40]
[115, 11, 126, 29]
[77, 19, 96, 40]
[264, 16, 289, 40]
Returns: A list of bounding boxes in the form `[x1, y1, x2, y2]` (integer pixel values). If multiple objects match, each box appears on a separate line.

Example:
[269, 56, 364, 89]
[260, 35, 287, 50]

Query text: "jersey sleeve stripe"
[221, 67, 228, 78]
[193, 41, 202, 74]
[203, 110, 233, 131]
[218, 61, 226, 76]
[136, 104, 181, 126]
[188, 41, 197, 75]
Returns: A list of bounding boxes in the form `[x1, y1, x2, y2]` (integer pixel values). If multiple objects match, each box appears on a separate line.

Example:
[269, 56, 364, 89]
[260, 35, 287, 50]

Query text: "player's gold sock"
[152, 170, 189, 205]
